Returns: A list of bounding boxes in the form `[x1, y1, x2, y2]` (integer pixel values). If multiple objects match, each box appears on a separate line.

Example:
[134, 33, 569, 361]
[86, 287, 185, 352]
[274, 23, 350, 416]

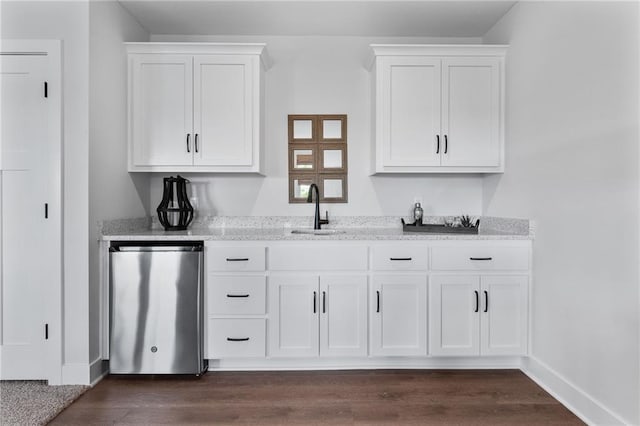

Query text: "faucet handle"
[319, 210, 329, 225]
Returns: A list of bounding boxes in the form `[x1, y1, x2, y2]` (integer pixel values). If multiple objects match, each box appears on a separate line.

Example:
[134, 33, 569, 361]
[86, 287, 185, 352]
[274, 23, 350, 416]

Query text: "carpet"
[0, 380, 89, 425]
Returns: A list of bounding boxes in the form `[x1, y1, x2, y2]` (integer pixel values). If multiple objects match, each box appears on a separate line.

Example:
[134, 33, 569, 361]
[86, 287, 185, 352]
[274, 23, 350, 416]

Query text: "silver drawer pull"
[470, 257, 492, 261]
[226, 258, 249, 262]
[390, 257, 412, 261]
[226, 294, 250, 298]
[227, 337, 250, 342]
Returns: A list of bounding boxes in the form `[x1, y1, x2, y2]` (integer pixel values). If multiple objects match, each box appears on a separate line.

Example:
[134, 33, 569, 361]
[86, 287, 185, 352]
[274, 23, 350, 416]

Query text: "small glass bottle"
[413, 202, 424, 225]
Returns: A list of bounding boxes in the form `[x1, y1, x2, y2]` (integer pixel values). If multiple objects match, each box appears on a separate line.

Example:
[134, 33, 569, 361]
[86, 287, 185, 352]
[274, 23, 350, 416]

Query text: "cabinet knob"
[436, 135, 440, 154]
[186, 133, 191, 153]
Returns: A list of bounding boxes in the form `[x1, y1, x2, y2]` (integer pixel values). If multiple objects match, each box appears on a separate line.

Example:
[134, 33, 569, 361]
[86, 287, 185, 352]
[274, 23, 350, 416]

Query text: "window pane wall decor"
[288, 114, 348, 203]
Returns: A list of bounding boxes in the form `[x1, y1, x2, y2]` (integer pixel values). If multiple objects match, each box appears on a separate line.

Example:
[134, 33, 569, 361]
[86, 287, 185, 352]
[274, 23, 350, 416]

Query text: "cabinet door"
[371, 275, 427, 356]
[193, 55, 255, 167]
[378, 57, 441, 168]
[429, 275, 480, 356]
[268, 276, 319, 357]
[480, 276, 528, 356]
[441, 57, 501, 167]
[130, 54, 193, 167]
[319, 275, 368, 357]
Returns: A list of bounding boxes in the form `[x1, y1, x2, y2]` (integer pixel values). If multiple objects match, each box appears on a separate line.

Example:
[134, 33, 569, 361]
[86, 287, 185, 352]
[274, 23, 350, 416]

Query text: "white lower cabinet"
[208, 318, 266, 358]
[202, 240, 530, 367]
[370, 275, 427, 356]
[429, 275, 528, 356]
[268, 275, 368, 357]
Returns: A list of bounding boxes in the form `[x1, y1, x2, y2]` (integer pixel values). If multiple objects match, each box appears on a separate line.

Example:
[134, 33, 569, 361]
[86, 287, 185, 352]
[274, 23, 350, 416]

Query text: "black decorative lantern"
[157, 175, 194, 231]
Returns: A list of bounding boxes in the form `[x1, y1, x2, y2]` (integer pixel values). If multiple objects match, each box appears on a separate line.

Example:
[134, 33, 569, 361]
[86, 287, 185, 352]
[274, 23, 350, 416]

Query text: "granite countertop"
[100, 216, 533, 241]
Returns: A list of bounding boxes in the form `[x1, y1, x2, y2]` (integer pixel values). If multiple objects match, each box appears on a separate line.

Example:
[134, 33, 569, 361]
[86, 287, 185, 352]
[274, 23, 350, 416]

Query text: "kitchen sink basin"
[290, 229, 346, 235]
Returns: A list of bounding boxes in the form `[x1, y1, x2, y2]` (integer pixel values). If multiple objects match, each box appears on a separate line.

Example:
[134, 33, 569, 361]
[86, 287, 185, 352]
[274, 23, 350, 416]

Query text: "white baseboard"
[63, 359, 107, 386]
[89, 357, 108, 386]
[61, 363, 90, 385]
[208, 356, 523, 371]
[521, 356, 628, 426]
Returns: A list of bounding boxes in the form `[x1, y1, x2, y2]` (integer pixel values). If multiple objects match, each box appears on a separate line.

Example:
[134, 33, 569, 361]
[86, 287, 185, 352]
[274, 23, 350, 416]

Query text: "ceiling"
[117, 1, 516, 37]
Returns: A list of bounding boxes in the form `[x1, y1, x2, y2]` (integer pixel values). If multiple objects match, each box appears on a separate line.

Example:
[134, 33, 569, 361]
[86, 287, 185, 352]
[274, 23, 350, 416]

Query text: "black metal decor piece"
[157, 175, 194, 231]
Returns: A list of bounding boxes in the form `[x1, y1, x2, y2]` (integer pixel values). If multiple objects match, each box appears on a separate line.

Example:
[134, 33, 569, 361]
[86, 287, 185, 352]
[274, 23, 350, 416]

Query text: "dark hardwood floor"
[50, 370, 583, 425]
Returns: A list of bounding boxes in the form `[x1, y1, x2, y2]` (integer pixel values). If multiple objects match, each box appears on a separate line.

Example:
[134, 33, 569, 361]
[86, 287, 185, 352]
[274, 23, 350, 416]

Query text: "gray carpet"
[0, 380, 89, 425]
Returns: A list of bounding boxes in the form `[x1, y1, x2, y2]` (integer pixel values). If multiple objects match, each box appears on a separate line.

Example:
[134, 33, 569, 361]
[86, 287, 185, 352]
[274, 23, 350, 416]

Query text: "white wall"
[88, 1, 149, 379]
[149, 35, 485, 218]
[483, 2, 639, 424]
[1, 0, 91, 383]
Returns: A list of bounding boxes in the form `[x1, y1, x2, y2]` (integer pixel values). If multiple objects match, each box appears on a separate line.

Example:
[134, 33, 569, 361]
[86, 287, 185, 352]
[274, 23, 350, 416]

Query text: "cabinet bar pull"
[390, 257, 412, 261]
[195, 133, 199, 153]
[322, 291, 326, 313]
[474, 291, 479, 313]
[226, 258, 249, 262]
[484, 291, 489, 313]
[376, 291, 380, 313]
[227, 337, 249, 342]
[436, 135, 440, 154]
[226, 294, 250, 298]
[444, 135, 448, 154]
[469, 257, 492, 261]
[313, 291, 317, 314]
[186, 134, 191, 153]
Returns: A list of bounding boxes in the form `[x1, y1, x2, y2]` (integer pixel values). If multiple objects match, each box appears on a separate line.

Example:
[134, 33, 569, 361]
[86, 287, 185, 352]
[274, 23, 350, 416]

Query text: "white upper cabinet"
[369, 45, 507, 173]
[127, 43, 269, 173]
[130, 54, 193, 167]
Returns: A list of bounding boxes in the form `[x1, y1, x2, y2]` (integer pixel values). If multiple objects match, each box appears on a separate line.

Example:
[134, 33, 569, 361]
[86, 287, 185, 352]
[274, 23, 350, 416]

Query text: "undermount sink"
[290, 229, 345, 235]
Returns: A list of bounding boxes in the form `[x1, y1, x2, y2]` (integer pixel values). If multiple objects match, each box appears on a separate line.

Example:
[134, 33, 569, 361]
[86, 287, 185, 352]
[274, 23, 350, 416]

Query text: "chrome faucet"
[307, 183, 329, 230]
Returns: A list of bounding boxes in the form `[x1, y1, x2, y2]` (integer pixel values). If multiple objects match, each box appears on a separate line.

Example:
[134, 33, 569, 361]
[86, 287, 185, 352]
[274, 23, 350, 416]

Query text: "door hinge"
[45, 323, 49, 340]
[44, 81, 48, 98]
[45, 203, 48, 219]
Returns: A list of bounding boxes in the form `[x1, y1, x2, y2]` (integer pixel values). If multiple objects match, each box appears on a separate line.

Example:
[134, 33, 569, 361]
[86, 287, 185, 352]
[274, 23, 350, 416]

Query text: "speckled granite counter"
[100, 216, 533, 241]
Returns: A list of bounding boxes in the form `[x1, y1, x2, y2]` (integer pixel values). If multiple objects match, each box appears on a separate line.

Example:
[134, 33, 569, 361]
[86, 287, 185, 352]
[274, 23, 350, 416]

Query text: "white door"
[130, 54, 193, 167]
[480, 275, 528, 356]
[0, 54, 49, 379]
[441, 57, 501, 167]
[268, 276, 319, 357]
[429, 275, 480, 356]
[319, 275, 368, 357]
[371, 275, 427, 356]
[193, 55, 254, 167]
[379, 57, 441, 167]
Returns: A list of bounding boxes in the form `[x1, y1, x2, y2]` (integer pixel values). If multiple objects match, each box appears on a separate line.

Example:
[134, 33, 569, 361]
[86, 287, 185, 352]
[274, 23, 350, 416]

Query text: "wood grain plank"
[50, 370, 584, 425]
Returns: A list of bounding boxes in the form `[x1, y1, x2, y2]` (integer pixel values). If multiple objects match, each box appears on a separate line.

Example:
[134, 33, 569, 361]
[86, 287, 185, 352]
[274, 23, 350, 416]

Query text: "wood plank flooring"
[50, 370, 583, 425]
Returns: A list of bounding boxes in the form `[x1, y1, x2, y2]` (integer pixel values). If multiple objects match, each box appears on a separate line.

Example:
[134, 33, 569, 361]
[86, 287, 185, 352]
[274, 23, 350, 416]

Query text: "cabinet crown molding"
[125, 42, 272, 69]
[367, 44, 508, 70]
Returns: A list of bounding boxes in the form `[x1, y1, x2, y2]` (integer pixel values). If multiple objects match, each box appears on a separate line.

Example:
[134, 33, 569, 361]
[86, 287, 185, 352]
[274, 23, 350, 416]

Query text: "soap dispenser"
[413, 202, 424, 225]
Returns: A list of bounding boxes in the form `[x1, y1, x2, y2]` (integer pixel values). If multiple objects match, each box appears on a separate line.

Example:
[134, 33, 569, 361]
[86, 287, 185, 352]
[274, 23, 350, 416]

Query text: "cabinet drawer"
[207, 246, 265, 271]
[269, 245, 368, 271]
[431, 246, 529, 271]
[208, 276, 266, 315]
[371, 245, 428, 271]
[208, 319, 266, 358]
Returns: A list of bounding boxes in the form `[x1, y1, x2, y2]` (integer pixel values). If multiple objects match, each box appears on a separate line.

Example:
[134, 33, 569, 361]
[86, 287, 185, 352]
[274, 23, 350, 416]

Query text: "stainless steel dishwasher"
[109, 241, 207, 375]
